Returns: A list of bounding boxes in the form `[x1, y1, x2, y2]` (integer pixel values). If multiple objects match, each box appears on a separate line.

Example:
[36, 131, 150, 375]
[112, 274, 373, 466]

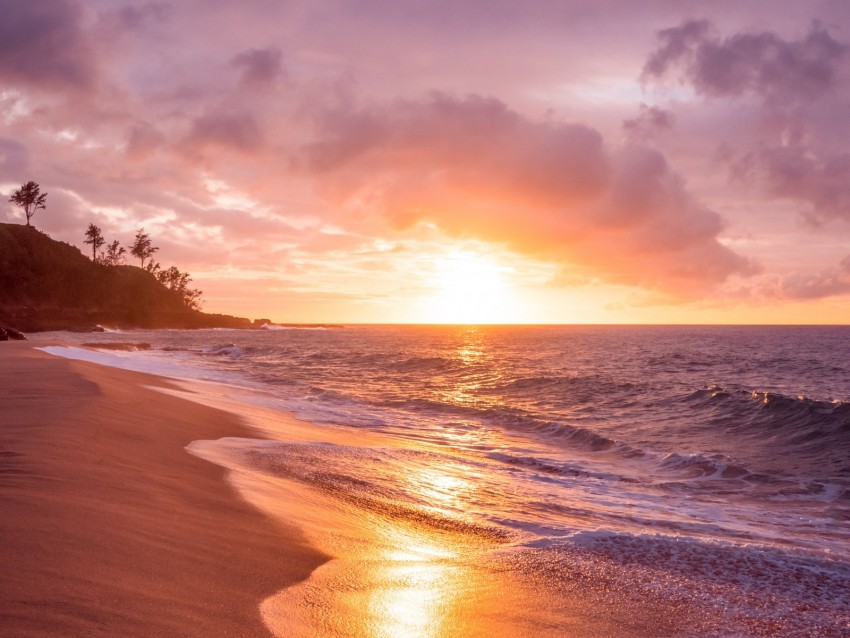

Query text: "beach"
[0, 343, 326, 637]
[3, 328, 849, 638]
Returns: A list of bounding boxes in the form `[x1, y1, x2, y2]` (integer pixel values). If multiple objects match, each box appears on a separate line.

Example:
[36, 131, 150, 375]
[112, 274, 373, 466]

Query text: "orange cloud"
[300, 93, 756, 297]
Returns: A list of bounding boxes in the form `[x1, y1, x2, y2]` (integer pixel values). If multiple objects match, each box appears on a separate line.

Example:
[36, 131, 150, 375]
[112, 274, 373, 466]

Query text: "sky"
[3, 0, 850, 324]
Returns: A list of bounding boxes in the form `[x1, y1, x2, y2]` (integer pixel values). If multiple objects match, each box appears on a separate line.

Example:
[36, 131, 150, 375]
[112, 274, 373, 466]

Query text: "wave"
[656, 450, 752, 480]
[493, 373, 641, 407]
[91, 331, 850, 492]
[94, 324, 123, 333]
[192, 439, 511, 542]
[488, 442, 849, 503]
[82, 342, 151, 352]
[486, 451, 637, 483]
[681, 385, 850, 476]
[199, 343, 244, 357]
[389, 356, 455, 373]
[511, 530, 850, 637]
[259, 323, 340, 330]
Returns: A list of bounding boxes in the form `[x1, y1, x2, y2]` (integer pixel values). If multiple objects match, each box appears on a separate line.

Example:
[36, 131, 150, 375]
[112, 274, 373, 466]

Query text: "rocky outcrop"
[0, 326, 26, 341]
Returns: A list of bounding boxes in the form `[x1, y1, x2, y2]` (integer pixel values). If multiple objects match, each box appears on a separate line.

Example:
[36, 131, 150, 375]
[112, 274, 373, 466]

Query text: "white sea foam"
[37, 345, 243, 386]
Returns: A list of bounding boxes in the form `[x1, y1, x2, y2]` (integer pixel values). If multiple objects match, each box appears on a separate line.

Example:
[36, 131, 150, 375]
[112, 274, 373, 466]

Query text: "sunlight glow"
[421, 252, 519, 324]
[202, 175, 260, 210]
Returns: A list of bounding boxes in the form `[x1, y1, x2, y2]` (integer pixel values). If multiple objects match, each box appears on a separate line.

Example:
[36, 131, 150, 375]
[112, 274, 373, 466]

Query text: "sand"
[0, 343, 327, 637]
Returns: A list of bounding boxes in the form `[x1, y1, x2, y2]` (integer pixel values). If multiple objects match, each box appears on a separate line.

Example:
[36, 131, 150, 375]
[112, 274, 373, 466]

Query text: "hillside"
[0, 223, 252, 332]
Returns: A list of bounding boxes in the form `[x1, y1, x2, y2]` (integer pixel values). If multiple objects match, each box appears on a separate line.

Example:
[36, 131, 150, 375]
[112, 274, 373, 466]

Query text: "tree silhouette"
[130, 228, 159, 268]
[83, 223, 105, 261]
[156, 265, 203, 310]
[102, 240, 126, 266]
[9, 181, 47, 227]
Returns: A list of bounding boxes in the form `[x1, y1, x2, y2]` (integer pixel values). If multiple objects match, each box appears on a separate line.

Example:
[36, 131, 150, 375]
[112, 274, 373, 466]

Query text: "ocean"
[34, 325, 850, 637]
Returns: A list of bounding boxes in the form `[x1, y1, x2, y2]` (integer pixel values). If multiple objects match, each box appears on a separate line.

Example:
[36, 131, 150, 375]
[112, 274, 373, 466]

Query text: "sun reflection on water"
[358, 451, 498, 637]
[435, 327, 503, 412]
[416, 468, 476, 514]
[255, 342, 516, 637]
[368, 530, 459, 638]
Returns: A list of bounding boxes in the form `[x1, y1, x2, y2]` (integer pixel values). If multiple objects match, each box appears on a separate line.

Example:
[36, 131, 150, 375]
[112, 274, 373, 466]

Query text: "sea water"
[36, 325, 850, 636]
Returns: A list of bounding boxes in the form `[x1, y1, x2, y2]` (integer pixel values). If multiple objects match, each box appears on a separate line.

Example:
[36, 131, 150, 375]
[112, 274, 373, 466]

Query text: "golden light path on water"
[252, 458, 502, 637]
[170, 330, 648, 637]
[176, 330, 545, 637]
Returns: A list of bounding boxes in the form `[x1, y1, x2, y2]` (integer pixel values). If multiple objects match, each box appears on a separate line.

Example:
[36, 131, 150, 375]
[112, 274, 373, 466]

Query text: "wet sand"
[0, 343, 327, 637]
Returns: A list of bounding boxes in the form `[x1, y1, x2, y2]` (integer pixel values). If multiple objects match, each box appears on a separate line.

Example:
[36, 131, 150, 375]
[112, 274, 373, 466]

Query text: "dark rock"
[0, 326, 27, 341]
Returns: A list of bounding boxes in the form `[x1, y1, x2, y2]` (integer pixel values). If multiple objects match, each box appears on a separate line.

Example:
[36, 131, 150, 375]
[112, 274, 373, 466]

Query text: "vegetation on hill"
[83, 223, 202, 310]
[8, 181, 47, 227]
[0, 223, 251, 332]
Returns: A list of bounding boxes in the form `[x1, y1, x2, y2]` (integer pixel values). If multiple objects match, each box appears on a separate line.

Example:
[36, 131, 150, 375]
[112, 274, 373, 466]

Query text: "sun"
[421, 251, 518, 324]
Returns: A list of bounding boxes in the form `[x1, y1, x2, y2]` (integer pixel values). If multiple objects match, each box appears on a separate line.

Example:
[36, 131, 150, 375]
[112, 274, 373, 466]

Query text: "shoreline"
[0, 342, 327, 637]
[5, 337, 849, 637]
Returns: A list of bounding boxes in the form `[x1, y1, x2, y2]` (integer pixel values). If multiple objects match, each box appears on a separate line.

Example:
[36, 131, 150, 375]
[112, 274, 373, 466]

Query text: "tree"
[130, 228, 159, 268]
[156, 265, 203, 310]
[9, 181, 47, 227]
[83, 224, 105, 261]
[102, 240, 126, 266]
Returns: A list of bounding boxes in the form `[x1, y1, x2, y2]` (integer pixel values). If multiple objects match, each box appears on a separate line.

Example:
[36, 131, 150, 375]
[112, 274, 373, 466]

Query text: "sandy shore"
[0, 343, 327, 637]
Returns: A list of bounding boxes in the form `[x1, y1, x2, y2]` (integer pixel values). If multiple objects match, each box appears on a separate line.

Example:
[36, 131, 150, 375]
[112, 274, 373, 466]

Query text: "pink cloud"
[750, 146, 850, 224]
[0, 138, 29, 175]
[182, 112, 265, 155]
[623, 104, 675, 140]
[5, 0, 850, 319]
[755, 257, 850, 300]
[0, 0, 97, 91]
[644, 19, 850, 233]
[231, 47, 286, 87]
[643, 20, 846, 103]
[300, 93, 755, 297]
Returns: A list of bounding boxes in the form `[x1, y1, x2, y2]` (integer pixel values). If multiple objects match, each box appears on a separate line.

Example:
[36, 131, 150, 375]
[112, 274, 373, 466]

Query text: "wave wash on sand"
[4, 325, 850, 637]
[0, 343, 325, 636]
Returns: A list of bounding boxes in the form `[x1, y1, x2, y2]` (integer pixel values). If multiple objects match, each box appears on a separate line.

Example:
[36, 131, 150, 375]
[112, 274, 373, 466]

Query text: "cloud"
[748, 145, 850, 223]
[7, 0, 846, 319]
[231, 47, 285, 86]
[0, 138, 29, 176]
[776, 265, 850, 300]
[734, 255, 850, 301]
[0, 0, 96, 90]
[643, 20, 847, 103]
[623, 104, 675, 140]
[643, 20, 850, 227]
[183, 112, 264, 155]
[300, 92, 755, 297]
[125, 122, 166, 160]
[99, 2, 170, 32]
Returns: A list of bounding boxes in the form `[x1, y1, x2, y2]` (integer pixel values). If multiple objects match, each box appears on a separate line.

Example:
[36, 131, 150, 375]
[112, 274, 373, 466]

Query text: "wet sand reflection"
[258, 454, 504, 637]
